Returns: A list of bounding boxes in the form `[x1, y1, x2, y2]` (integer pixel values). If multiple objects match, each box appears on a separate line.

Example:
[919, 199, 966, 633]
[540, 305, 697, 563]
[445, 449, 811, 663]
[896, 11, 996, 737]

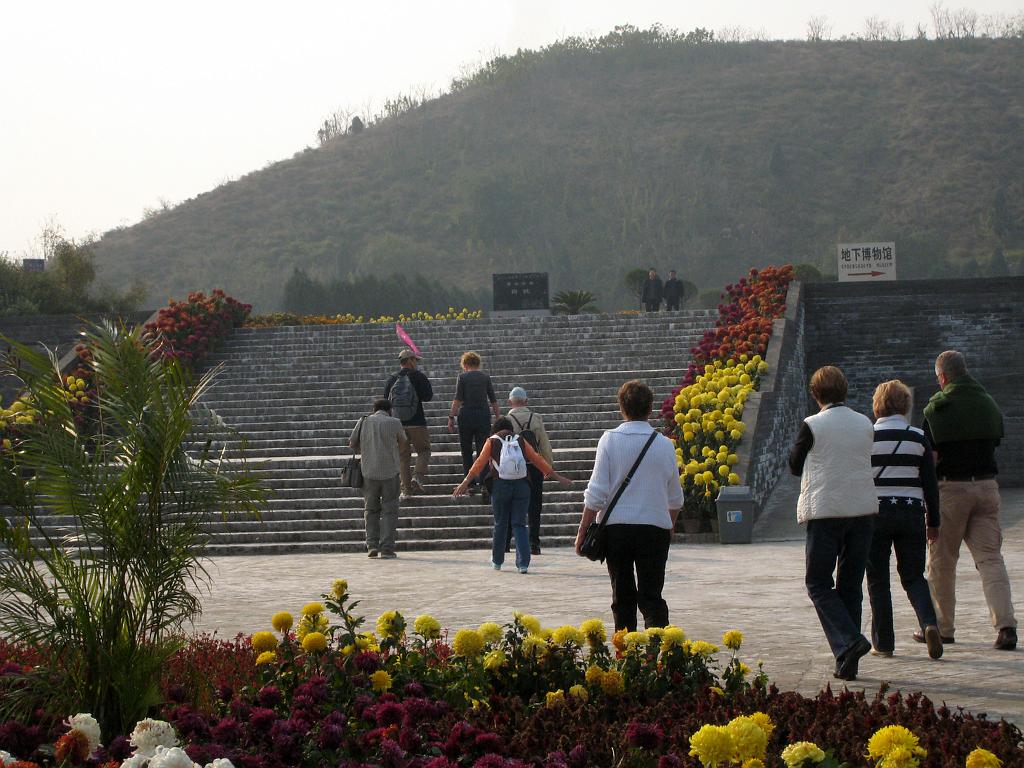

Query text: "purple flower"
[375, 701, 405, 727]
[218, 683, 235, 702]
[423, 759, 457, 768]
[248, 707, 277, 733]
[567, 745, 588, 768]
[473, 756, 509, 768]
[625, 721, 664, 751]
[212, 717, 242, 745]
[317, 723, 346, 750]
[380, 738, 407, 768]
[544, 752, 570, 768]
[256, 684, 282, 708]
[657, 756, 682, 768]
[354, 650, 382, 673]
[404, 681, 426, 697]
[322, 710, 347, 728]
[474, 732, 503, 753]
[270, 717, 301, 754]
[106, 735, 133, 761]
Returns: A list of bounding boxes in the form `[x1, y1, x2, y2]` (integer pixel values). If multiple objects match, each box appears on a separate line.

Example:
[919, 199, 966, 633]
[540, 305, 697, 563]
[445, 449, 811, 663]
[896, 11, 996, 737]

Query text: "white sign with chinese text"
[837, 242, 896, 282]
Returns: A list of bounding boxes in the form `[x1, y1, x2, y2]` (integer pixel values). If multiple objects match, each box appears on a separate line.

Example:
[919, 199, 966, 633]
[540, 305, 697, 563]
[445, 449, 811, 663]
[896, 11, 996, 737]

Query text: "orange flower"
[55, 730, 90, 765]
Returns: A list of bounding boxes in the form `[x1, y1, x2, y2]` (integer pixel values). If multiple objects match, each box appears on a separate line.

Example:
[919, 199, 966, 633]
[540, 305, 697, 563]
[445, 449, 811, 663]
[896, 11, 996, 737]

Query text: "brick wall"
[0, 311, 153, 403]
[803, 277, 1024, 485]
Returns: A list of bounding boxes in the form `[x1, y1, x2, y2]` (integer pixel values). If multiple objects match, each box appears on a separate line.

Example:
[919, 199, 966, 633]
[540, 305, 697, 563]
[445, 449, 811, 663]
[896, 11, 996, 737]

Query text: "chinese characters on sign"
[837, 242, 897, 282]
[492, 273, 549, 312]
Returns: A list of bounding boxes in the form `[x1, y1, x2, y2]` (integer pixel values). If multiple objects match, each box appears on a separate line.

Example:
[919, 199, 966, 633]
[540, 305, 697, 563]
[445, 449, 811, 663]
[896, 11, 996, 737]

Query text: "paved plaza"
[193, 488, 1024, 725]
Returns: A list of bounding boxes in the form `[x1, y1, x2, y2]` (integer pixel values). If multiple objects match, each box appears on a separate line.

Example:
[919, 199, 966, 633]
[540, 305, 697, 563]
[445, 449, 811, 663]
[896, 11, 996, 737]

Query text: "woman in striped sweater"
[866, 380, 943, 660]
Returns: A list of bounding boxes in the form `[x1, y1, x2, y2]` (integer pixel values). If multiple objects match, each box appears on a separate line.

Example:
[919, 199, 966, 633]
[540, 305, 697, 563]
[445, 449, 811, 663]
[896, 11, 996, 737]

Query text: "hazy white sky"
[2, 0, 1020, 257]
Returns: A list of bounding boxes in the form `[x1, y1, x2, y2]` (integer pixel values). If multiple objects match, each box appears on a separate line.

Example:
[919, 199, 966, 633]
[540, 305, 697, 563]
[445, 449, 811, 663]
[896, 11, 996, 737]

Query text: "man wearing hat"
[384, 349, 434, 499]
[506, 386, 554, 555]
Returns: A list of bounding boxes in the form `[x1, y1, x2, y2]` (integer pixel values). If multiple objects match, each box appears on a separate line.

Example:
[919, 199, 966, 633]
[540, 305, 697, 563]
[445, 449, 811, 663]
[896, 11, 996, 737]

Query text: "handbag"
[580, 431, 659, 563]
[342, 417, 365, 489]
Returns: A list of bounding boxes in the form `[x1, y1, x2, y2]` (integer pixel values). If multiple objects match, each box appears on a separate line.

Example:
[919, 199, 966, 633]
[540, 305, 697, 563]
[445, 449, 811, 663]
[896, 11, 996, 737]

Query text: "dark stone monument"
[492, 273, 549, 316]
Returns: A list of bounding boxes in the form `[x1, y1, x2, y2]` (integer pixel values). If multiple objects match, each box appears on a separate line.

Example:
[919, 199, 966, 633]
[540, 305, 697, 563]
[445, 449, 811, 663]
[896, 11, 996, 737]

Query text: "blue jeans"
[805, 515, 874, 659]
[491, 477, 530, 569]
[865, 500, 938, 652]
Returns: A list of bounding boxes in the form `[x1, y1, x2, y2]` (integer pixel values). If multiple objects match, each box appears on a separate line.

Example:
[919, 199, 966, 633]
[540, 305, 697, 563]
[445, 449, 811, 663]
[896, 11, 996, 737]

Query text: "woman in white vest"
[789, 366, 878, 681]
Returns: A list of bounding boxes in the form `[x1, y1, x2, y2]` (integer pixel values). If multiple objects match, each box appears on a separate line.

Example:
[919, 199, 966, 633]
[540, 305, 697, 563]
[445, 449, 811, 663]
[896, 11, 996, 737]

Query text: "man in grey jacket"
[506, 386, 554, 555]
[350, 399, 408, 558]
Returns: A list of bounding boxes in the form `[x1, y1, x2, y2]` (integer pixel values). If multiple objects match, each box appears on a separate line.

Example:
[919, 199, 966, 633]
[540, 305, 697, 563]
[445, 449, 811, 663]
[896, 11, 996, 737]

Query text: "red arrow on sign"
[847, 270, 885, 277]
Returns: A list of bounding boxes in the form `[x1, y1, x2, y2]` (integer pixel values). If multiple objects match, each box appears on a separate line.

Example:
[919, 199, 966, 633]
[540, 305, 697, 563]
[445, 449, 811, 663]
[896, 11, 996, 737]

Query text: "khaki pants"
[927, 479, 1017, 637]
[399, 425, 431, 493]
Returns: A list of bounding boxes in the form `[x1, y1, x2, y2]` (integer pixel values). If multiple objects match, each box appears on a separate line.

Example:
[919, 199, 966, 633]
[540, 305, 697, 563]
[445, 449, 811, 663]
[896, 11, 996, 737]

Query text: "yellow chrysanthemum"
[250, 631, 278, 654]
[545, 689, 566, 708]
[781, 742, 826, 768]
[539, 628, 554, 641]
[722, 630, 743, 650]
[690, 640, 719, 656]
[747, 712, 774, 738]
[301, 601, 325, 616]
[878, 746, 922, 768]
[478, 622, 503, 644]
[568, 684, 589, 702]
[965, 748, 1003, 768]
[728, 717, 768, 763]
[354, 631, 375, 649]
[331, 579, 348, 601]
[662, 626, 687, 647]
[623, 630, 648, 650]
[413, 614, 441, 639]
[376, 610, 404, 639]
[513, 612, 542, 635]
[551, 625, 583, 646]
[600, 669, 624, 696]
[271, 612, 293, 633]
[301, 631, 327, 652]
[579, 619, 606, 646]
[585, 665, 604, 685]
[521, 634, 548, 659]
[689, 724, 734, 768]
[255, 651, 276, 666]
[742, 760, 765, 768]
[866, 726, 926, 763]
[483, 649, 506, 671]
[341, 644, 355, 656]
[370, 669, 392, 693]
[645, 627, 665, 640]
[296, 612, 329, 640]
[452, 628, 485, 658]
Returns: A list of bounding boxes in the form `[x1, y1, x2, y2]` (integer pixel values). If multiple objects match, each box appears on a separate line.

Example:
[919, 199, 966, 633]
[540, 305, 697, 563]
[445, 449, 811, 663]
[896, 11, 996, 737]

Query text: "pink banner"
[395, 322, 421, 356]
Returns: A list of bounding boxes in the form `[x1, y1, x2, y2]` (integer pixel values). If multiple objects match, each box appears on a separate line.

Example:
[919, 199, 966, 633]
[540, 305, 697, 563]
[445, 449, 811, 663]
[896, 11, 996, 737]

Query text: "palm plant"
[551, 290, 599, 315]
[0, 321, 267, 735]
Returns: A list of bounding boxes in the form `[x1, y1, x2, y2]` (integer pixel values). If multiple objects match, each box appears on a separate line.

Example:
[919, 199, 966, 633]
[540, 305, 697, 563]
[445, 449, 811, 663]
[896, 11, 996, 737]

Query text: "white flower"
[0, 750, 16, 767]
[130, 718, 179, 758]
[120, 756, 149, 768]
[205, 760, 235, 768]
[148, 746, 199, 768]
[65, 712, 102, 757]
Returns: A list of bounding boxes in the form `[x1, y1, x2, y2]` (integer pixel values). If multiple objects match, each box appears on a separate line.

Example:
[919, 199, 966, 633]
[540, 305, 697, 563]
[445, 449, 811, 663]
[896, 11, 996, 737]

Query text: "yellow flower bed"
[245, 308, 483, 327]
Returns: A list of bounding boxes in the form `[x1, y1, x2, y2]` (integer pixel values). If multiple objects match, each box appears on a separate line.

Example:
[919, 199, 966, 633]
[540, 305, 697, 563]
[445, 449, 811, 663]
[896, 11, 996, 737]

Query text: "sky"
[2, 0, 1021, 259]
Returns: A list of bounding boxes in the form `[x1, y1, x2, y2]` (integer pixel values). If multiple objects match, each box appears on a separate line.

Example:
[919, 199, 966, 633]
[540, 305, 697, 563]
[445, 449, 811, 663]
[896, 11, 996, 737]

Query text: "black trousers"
[865, 500, 938, 653]
[604, 524, 672, 631]
[505, 465, 544, 549]
[643, 301, 661, 312]
[665, 299, 680, 311]
[457, 407, 490, 479]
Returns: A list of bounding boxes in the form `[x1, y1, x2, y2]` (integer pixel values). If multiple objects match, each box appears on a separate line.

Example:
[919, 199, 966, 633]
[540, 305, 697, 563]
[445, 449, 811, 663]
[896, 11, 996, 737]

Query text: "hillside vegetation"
[94, 29, 1024, 311]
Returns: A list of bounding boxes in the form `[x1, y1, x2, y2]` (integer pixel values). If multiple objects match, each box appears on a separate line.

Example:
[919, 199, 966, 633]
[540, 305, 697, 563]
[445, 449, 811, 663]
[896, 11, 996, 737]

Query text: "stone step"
[212, 413, 622, 433]
[200, 536, 581, 557]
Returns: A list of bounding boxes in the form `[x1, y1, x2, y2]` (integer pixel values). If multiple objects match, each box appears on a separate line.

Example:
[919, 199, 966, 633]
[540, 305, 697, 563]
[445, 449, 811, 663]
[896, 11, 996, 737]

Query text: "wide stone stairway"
[193, 311, 711, 555]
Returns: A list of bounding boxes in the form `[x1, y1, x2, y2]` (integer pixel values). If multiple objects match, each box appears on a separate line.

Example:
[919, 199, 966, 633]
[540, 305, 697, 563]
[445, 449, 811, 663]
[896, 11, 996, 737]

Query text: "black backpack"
[389, 371, 420, 422]
[510, 413, 539, 451]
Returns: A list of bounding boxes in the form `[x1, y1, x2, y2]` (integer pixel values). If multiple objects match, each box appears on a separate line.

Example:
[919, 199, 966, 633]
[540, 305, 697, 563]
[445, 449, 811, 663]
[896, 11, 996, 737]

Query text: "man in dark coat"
[663, 270, 683, 311]
[641, 269, 663, 312]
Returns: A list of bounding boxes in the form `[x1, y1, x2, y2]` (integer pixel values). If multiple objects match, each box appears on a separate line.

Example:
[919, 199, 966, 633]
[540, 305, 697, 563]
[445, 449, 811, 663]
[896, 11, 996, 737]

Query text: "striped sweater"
[872, 414, 940, 527]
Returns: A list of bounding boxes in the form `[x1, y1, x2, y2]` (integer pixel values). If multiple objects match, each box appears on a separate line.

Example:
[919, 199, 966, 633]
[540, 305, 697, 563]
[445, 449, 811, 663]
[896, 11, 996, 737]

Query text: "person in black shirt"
[384, 349, 434, 499]
[641, 269, 663, 312]
[448, 351, 500, 497]
[922, 350, 1016, 651]
[663, 270, 683, 311]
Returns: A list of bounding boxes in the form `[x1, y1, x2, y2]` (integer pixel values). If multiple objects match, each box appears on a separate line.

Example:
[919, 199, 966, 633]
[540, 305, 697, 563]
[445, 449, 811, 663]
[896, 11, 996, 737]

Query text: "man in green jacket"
[923, 350, 1016, 651]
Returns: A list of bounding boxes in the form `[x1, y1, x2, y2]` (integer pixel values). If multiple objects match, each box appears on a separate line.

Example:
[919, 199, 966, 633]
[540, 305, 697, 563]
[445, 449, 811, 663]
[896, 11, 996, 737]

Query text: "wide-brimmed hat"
[398, 349, 421, 362]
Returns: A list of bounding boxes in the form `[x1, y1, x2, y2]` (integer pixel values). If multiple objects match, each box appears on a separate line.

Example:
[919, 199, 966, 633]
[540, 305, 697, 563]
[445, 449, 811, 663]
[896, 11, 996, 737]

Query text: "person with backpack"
[384, 349, 434, 500]
[453, 416, 571, 574]
[505, 386, 553, 555]
[447, 351, 501, 498]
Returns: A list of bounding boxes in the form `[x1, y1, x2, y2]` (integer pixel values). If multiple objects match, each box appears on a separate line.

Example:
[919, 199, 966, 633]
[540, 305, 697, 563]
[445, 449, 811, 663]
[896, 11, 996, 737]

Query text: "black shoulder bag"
[580, 431, 659, 563]
[341, 417, 365, 489]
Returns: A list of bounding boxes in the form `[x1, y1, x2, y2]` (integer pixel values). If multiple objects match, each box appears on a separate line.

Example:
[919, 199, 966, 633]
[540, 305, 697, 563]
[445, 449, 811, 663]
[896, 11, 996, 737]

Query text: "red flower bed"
[660, 266, 793, 422]
[143, 289, 251, 367]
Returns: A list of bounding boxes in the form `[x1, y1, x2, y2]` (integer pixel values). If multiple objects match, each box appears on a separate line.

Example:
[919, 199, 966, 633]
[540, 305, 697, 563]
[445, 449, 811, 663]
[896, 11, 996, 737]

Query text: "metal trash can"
[715, 485, 757, 544]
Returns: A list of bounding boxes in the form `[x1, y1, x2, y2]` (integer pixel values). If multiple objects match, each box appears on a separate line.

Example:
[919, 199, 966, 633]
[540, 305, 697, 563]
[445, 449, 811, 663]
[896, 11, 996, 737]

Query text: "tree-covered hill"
[93, 30, 1024, 311]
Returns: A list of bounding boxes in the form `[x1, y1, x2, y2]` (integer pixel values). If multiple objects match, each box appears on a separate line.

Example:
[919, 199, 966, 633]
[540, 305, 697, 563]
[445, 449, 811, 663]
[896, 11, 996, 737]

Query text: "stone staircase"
[8, 311, 712, 555]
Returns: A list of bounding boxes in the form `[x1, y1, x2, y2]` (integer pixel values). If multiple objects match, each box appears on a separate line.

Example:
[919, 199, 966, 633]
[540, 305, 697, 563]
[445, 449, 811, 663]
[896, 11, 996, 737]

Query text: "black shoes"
[367, 549, 379, 558]
[834, 636, 871, 681]
[914, 629, 954, 644]
[995, 627, 1017, 650]
[531, 545, 541, 555]
[922, 625, 944, 659]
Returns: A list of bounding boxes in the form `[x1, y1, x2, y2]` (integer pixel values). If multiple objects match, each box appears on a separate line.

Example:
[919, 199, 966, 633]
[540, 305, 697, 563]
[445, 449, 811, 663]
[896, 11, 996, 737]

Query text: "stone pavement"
[191, 487, 1024, 725]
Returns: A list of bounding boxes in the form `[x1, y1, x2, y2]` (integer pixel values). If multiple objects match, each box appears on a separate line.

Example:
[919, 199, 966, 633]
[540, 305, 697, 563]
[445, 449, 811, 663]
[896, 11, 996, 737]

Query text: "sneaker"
[367, 549, 379, 558]
[380, 551, 397, 559]
[490, 561, 502, 571]
[411, 477, 426, 494]
[995, 627, 1017, 651]
[923, 625, 944, 659]
[518, 567, 529, 574]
